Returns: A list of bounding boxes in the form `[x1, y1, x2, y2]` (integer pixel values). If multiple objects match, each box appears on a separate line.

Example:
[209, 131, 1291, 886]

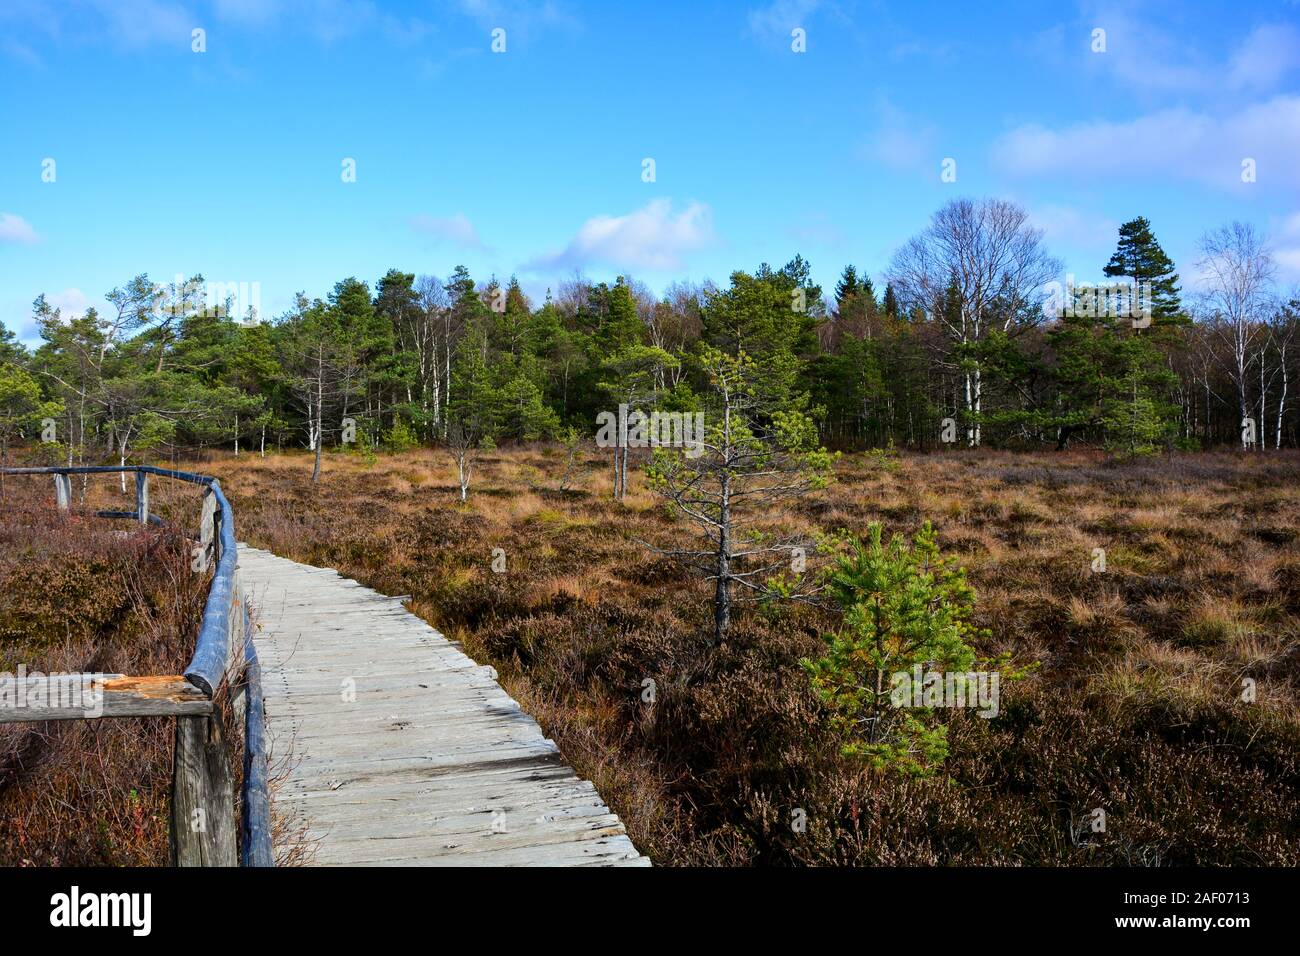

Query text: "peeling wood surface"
[0, 673, 212, 723]
[239, 544, 649, 867]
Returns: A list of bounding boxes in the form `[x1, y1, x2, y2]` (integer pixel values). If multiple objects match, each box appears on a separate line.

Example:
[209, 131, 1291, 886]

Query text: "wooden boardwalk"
[238, 544, 648, 867]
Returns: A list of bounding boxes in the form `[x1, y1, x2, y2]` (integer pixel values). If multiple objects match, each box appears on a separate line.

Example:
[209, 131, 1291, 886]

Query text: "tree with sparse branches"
[645, 347, 836, 645]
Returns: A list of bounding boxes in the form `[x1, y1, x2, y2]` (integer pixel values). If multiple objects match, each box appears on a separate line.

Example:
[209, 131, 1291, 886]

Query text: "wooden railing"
[0, 465, 273, 867]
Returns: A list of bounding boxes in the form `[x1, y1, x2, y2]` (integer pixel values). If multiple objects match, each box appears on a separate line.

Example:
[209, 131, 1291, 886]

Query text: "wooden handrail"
[0, 464, 273, 867]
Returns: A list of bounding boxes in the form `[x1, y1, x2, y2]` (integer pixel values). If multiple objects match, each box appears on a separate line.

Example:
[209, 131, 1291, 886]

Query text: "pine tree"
[1103, 217, 1183, 325]
[645, 347, 835, 644]
[835, 265, 861, 309]
[860, 276, 876, 309]
[702, 264, 817, 414]
[0, 362, 61, 486]
[882, 283, 899, 319]
[1046, 288, 1177, 452]
[802, 522, 986, 777]
[0, 321, 24, 365]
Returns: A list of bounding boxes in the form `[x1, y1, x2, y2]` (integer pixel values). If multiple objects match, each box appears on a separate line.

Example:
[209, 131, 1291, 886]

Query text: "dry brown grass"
[11, 444, 1298, 866]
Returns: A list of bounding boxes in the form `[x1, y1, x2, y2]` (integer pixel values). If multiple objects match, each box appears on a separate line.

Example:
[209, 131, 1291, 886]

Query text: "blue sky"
[2, 0, 1298, 343]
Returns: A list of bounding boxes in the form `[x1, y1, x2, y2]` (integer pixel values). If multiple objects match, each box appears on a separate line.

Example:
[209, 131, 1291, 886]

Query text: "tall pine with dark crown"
[882, 283, 899, 319]
[835, 265, 861, 308]
[1102, 217, 1183, 324]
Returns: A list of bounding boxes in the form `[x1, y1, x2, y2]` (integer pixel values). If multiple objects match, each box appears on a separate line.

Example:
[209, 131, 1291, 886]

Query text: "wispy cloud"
[0, 0, 436, 51]
[48, 288, 91, 318]
[747, 0, 820, 43]
[1075, 3, 1210, 95]
[1226, 23, 1300, 93]
[1274, 211, 1300, 284]
[0, 213, 39, 245]
[1025, 203, 1119, 259]
[453, 0, 580, 43]
[91, 0, 193, 48]
[1, 37, 43, 67]
[525, 199, 715, 273]
[411, 212, 489, 251]
[858, 98, 938, 172]
[1043, 6, 1300, 98]
[787, 211, 845, 247]
[992, 95, 1300, 193]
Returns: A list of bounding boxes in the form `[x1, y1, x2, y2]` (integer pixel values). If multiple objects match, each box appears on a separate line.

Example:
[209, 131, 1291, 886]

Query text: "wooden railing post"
[171, 713, 237, 867]
[135, 470, 150, 525]
[228, 582, 247, 716]
[53, 472, 71, 512]
[240, 609, 275, 867]
[198, 488, 218, 572]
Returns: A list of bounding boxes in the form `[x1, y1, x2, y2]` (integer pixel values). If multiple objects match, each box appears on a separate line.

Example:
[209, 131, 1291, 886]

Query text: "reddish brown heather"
[7, 447, 1300, 865]
[0, 475, 211, 865]
[164, 445, 1298, 866]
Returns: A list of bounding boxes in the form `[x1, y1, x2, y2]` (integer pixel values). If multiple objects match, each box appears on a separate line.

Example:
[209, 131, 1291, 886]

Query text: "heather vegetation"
[0, 483, 207, 865]
[130, 444, 1298, 866]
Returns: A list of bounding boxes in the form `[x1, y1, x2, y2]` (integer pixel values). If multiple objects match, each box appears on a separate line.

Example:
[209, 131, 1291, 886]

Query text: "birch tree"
[887, 198, 1060, 446]
[1197, 222, 1275, 449]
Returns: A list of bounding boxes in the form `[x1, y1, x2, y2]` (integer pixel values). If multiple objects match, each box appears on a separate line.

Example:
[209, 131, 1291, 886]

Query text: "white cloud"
[747, 0, 820, 45]
[1026, 203, 1119, 255]
[1080, 4, 1210, 94]
[1227, 23, 1300, 92]
[213, 0, 281, 23]
[213, 0, 399, 45]
[49, 288, 90, 318]
[1040, 7, 1299, 98]
[787, 211, 845, 247]
[1, 38, 42, 67]
[411, 212, 488, 251]
[1276, 247, 1300, 283]
[87, 0, 193, 49]
[0, 213, 38, 244]
[860, 99, 938, 171]
[453, 0, 579, 42]
[0, 0, 432, 50]
[991, 95, 1300, 193]
[1274, 211, 1300, 284]
[0, 0, 193, 49]
[525, 199, 715, 273]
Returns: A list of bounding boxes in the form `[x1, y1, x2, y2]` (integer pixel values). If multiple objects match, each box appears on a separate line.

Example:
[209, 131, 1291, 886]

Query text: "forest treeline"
[1, 197, 1297, 468]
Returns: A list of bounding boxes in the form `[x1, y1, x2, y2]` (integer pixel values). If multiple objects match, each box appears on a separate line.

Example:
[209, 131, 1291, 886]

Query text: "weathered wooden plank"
[274, 741, 568, 779]
[198, 487, 218, 572]
[170, 714, 237, 866]
[226, 578, 246, 685]
[0, 673, 213, 723]
[241, 543, 648, 867]
[325, 834, 642, 867]
[134, 470, 150, 525]
[241, 626, 274, 867]
[290, 791, 615, 828]
[256, 666, 497, 693]
[303, 811, 626, 850]
[278, 771, 596, 805]
[53, 472, 71, 511]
